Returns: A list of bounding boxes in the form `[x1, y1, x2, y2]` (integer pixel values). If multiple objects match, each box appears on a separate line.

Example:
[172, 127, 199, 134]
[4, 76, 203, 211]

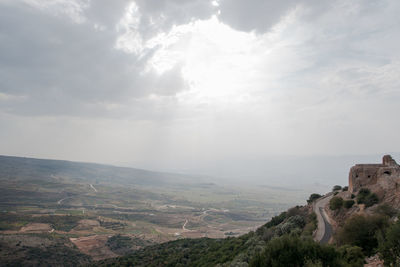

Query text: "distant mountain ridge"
[0, 155, 204, 187]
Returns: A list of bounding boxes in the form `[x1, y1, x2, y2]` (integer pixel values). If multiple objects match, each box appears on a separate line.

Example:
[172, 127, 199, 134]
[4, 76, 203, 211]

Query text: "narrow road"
[90, 184, 98, 192]
[182, 219, 189, 231]
[319, 207, 333, 244]
[57, 196, 73, 205]
[313, 194, 333, 244]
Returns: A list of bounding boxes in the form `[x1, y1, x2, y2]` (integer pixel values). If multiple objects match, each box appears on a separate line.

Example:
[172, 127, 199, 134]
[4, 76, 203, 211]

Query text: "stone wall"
[348, 155, 400, 193]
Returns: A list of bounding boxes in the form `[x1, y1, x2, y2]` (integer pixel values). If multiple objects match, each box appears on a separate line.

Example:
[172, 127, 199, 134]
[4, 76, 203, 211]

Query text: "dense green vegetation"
[332, 185, 342, 191]
[307, 193, 322, 204]
[343, 200, 355, 209]
[250, 235, 364, 267]
[356, 188, 379, 207]
[0, 234, 91, 266]
[374, 203, 398, 217]
[107, 234, 154, 255]
[336, 214, 389, 255]
[335, 212, 400, 265]
[100, 206, 367, 266]
[378, 218, 400, 266]
[329, 196, 343, 210]
[101, 235, 253, 266]
[264, 211, 287, 228]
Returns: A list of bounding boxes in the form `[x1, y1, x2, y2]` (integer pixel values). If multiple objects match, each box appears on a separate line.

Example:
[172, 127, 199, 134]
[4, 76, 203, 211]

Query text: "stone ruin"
[348, 155, 400, 206]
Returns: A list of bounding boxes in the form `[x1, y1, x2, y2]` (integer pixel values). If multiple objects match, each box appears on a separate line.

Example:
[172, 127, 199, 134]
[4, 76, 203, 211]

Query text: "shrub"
[342, 186, 348, 191]
[374, 203, 397, 217]
[351, 194, 355, 199]
[343, 200, 355, 209]
[264, 212, 287, 229]
[302, 212, 318, 236]
[364, 193, 379, 207]
[307, 193, 322, 204]
[378, 220, 400, 266]
[250, 235, 348, 267]
[287, 206, 303, 217]
[356, 188, 379, 207]
[329, 196, 343, 210]
[277, 215, 306, 235]
[358, 188, 371, 195]
[336, 214, 389, 255]
[332, 185, 342, 191]
[338, 245, 365, 266]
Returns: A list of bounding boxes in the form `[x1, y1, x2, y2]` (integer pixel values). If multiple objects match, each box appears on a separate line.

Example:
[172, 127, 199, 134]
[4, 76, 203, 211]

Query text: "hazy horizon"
[1, 0, 400, 187]
[3, 152, 400, 194]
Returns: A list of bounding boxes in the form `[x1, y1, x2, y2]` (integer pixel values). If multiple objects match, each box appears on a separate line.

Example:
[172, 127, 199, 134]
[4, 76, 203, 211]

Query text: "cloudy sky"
[0, 0, 399, 184]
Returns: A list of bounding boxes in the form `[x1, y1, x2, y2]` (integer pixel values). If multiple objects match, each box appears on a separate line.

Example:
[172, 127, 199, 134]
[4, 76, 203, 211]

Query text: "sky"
[0, 0, 399, 187]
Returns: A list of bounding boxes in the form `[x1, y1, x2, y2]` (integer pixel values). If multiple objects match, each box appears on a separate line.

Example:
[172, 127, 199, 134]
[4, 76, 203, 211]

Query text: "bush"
[338, 245, 365, 266]
[333, 185, 342, 191]
[378, 220, 400, 266]
[250, 235, 343, 267]
[358, 188, 371, 195]
[329, 196, 343, 210]
[302, 212, 318, 237]
[356, 188, 379, 207]
[364, 193, 379, 207]
[336, 214, 389, 255]
[275, 215, 306, 236]
[374, 203, 397, 217]
[264, 212, 287, 229]
[342, 186, 348, 192]
[307, 193, 322, 204]
[287, 206, 303, 217]
[343, 200, 355, 209]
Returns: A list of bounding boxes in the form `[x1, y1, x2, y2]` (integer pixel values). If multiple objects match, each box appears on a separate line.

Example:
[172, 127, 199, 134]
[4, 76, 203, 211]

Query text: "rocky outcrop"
[348, 155, 400, 208]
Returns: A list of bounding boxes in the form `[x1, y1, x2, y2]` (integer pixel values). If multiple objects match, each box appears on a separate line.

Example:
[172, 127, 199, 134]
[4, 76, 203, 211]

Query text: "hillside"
[100, 155, 400, 266]
[99, 201, 363, 266]
[2, 155, 400, 266]
[0, 155, 304, 265]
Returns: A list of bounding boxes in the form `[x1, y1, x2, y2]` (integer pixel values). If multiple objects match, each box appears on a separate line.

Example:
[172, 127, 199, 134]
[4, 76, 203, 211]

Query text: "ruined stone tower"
[348, 155, 400, 193]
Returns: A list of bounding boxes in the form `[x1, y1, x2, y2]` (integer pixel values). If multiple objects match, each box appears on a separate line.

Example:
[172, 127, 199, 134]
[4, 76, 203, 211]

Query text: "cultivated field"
[0, 155, 306, 262]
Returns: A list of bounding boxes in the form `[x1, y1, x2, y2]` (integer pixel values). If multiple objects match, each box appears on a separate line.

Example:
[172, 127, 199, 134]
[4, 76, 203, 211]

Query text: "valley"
[0, 155, 306, 263]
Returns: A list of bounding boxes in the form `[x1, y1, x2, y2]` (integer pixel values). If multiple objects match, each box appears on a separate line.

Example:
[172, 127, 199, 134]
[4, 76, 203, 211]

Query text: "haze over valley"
[1, 0, 400, 266]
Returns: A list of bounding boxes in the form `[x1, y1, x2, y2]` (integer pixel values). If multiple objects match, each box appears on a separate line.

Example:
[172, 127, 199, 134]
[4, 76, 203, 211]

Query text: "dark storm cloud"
[217, 0, 330, 33]
[1, 0, 400, 177]
[218, 0, 298, 33]
[84, 0, 129, 28]
[0, 1, 187, 117]
[0, 0, 320, 117]
[134, 0, 216, 39]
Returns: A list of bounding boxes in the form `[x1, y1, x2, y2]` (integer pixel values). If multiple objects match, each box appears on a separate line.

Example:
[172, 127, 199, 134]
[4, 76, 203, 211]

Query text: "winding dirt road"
[90, 184, 98, 192]
[57, 196, 73, 205]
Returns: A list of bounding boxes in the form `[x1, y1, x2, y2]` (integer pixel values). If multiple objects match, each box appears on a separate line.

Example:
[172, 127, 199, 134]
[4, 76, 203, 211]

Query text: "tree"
[343, 200, 355, 209]
[250, 235, 342, 267]
[378, 220, 400, 266]
[307, 193, 322, 204]
[374, 203, 397, 217]
[336, 214, 389, 255]
[264, 212, 287, 228]
[329, 196, 343, 210]
[356, 188, 379, 207]
[332, 185, 342, 191]
[338, 245, 365, 267]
